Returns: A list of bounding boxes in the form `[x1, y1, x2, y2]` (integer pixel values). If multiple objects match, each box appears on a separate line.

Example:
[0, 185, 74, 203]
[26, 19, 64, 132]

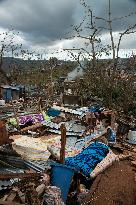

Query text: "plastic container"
[127, 130, 136, 144]
[51, 163, 75, 202]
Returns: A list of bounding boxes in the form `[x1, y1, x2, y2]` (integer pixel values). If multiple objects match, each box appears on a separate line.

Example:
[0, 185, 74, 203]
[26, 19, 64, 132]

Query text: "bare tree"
[0, 29, 22, 84]
[63, 0, 136, 113]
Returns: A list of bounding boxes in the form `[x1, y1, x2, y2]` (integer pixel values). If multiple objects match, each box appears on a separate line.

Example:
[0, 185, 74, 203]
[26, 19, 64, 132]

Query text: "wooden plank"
[0, 172, 41, 180]
[0, 200, 25, 205]
[21, 123, 42, 132]
[60, 124, 66, 164]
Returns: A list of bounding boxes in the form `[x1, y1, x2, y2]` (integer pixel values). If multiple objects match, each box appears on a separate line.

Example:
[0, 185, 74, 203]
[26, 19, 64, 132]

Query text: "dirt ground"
[83, 160, 136, 205]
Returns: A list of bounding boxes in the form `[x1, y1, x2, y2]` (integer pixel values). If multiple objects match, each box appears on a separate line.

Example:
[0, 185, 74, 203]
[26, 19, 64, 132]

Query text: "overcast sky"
[0, 0, 136, 60]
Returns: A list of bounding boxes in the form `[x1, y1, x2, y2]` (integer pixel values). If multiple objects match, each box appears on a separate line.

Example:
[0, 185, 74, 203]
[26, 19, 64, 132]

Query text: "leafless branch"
[116, 23, 136, 62]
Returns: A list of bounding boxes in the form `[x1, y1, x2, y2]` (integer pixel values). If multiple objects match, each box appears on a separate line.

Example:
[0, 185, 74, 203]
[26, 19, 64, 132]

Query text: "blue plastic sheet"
[47, 108, 61, 117]
[65, 142, 109, 177]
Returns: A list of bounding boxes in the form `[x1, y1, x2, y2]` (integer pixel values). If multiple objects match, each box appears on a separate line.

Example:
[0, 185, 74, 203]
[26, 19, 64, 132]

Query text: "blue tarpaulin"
[65, 142, 109, 177]
[47, 108, 61, 117]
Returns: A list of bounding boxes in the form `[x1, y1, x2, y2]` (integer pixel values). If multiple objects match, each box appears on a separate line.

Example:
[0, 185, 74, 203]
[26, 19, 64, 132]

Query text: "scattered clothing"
[10, 114, 44, 126]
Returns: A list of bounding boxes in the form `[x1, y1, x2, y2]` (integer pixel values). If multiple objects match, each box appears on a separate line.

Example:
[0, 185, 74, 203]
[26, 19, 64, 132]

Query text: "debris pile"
[0, 94, 136, 204]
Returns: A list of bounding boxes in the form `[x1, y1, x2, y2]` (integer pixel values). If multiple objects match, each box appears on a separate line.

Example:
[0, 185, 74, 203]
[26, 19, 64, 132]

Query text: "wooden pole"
[60, 124, 66, 164]
[50, 66, 55, 100]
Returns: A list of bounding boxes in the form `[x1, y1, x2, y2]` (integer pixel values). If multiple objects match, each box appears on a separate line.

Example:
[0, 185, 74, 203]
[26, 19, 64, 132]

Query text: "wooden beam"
[0, 172, 41, 180]
[0, 200, 25, 205]
[60, 124, 66, 164]
[21, 123, 43, 132]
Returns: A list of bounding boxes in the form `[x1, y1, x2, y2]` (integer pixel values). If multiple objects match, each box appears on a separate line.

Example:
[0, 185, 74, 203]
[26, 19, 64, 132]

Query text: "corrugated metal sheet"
[0, 85, 20, 90]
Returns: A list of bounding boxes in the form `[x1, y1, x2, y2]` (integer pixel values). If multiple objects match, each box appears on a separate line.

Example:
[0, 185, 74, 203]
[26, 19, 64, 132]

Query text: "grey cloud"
[88, 0, 136, 32]
[72, 0, 136, 53]
[0, 0, 6, 3]
[119, 34, 136, 50]
[0, 0, 78, 45]
[0, 0, 136, 53]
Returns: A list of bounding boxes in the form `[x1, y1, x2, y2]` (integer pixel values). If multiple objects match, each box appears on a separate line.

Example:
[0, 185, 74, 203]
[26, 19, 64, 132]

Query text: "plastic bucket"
[51, 163, 75, 202]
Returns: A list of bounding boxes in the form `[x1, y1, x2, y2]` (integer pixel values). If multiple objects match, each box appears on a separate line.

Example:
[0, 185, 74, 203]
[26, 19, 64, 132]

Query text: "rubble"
[0, 92, 136, 205]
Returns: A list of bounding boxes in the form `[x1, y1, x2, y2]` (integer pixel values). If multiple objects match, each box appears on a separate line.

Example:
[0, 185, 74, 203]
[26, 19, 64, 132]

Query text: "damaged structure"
[0, 81, 136, 205]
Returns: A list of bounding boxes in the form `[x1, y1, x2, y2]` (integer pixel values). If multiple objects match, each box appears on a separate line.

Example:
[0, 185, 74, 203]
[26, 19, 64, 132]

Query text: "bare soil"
[87, 160, 136, 205]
